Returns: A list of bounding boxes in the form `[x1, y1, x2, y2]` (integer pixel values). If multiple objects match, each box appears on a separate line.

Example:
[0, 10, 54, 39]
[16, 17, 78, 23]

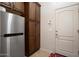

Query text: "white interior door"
[56, 5, 79, 57]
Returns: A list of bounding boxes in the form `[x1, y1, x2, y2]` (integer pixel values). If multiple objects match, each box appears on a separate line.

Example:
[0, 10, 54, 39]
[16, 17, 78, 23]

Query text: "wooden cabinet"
[24, 2, 41, 56]
[0, 2, 24, 16]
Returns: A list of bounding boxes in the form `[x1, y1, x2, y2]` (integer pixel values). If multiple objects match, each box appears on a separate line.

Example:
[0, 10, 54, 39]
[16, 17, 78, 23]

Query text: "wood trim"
[24, 2, 29, 56]
[25, 20, 29, 56]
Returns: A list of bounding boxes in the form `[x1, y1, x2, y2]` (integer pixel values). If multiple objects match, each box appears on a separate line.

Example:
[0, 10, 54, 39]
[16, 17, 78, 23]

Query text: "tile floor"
[30, 50, 50, 57]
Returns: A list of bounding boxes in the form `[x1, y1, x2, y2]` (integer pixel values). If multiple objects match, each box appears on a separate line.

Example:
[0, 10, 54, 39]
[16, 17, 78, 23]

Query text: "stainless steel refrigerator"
[0, 11, 25, 57]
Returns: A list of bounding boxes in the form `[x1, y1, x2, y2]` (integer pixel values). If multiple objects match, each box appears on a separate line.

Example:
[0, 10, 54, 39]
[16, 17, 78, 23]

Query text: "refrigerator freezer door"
[10, 35, 24, 57]
[2, 35, 25, 57]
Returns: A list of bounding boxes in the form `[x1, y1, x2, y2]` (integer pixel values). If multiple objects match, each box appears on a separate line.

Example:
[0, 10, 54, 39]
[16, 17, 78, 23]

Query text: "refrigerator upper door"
[1, 11, 24, 34]
[0, 11, 25, 57]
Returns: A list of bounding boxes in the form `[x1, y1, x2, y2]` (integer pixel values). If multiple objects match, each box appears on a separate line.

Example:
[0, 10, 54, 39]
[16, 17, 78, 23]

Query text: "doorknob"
[56, 30, 58, 32]
[56, 34, 58, 38]
[56, 34, 58, 36]
[77, 30, 79, 33]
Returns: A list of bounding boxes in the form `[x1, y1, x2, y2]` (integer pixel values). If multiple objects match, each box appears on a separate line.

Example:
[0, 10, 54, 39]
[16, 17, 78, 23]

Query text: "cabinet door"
[29, 21, 36, 36]
[13, 2, 24, 13]
[29, 3, 36, 20]
[35, 4, 40, 22]
[35, 23, 40, 50]
[29, 21, 36, 54]
[0, 2, 12, 8]
[29, 36, 35, 54]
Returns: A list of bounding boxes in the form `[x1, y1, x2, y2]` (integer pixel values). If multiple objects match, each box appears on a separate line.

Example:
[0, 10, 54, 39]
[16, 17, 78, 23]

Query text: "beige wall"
[40, 2, 78, 53]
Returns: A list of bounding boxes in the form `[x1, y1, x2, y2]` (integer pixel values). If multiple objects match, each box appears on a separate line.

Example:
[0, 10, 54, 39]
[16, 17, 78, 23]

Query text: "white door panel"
[58, 36, 74, 41]
[57, 10, 74, 36]
[56, 5, 79, 56]
[56, 48, 74, 57]
[56, 39, 73, 53]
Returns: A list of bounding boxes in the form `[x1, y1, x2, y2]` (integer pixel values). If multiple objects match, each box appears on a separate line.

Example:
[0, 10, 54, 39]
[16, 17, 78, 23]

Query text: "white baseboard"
[40, 48, 54, 54]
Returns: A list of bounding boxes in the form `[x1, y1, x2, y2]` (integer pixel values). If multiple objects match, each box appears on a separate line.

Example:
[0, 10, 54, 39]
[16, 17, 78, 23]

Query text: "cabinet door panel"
[35, 5, 40, 22]
[29, 35, 35, 54]
[29, 3, 36, 20]
[29, 21, 36, 54]
[29, 21, 36, 36]
[13, 2, 24, 12]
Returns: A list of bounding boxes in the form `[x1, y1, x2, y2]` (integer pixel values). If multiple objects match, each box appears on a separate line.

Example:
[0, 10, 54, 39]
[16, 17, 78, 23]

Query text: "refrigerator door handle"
[3, 33, 23, 37]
